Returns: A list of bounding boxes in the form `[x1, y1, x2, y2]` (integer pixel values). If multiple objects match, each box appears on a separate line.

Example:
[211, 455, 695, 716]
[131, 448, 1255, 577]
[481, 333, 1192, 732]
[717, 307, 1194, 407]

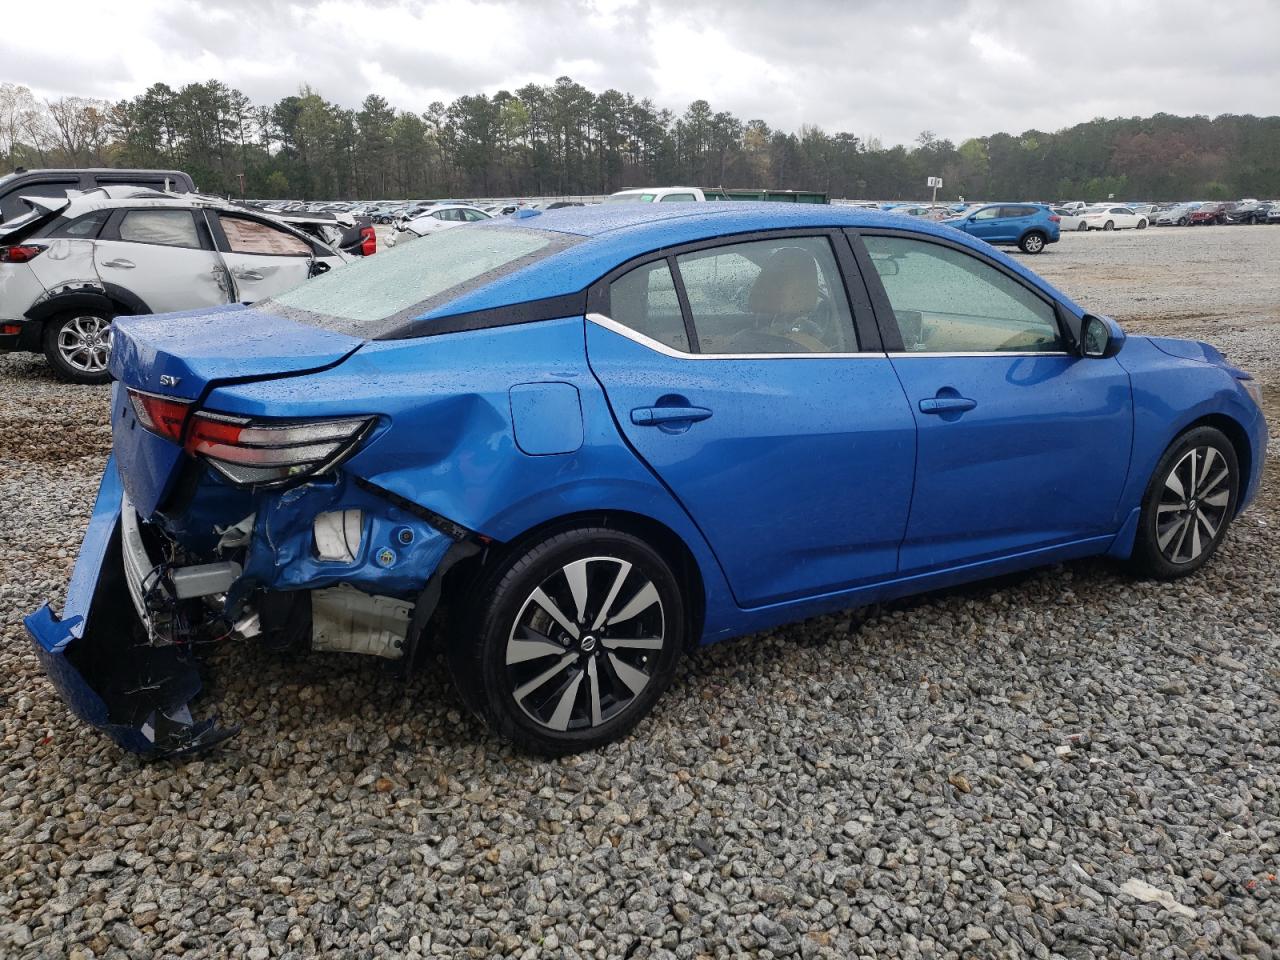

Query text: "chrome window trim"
[886, 350, 1073, 358]
[586, 312, 879, 360]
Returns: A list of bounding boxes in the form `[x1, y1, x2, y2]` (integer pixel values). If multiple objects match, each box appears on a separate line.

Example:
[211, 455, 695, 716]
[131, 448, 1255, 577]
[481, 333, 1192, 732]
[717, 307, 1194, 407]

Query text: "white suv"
[0, 188, 350, 383]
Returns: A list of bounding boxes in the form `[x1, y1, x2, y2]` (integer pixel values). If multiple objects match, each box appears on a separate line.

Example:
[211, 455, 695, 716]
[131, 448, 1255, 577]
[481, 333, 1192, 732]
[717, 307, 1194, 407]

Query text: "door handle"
[631, 405, 713, 426]
[100, 258, 135, 269]
[919, 396, 976, 414]
[232, 269, 264, 281]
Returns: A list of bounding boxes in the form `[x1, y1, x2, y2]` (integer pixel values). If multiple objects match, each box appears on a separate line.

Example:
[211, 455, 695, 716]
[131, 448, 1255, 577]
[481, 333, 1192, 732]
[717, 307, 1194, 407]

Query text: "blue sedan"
[25, 204, 1267, 757]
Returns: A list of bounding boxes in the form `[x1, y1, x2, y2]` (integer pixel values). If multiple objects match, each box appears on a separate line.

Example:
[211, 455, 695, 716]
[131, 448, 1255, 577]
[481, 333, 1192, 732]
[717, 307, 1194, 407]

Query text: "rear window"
[267, 225, 575, 334]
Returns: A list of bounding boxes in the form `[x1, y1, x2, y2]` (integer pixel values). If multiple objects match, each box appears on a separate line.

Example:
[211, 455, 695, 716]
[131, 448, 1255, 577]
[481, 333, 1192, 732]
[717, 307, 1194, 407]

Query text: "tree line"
[4, 79, 1279, 202]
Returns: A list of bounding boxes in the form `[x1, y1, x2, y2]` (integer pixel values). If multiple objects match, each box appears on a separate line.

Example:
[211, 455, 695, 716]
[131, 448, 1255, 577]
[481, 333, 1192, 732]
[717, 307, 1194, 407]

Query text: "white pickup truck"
[603, 187, 706, 203]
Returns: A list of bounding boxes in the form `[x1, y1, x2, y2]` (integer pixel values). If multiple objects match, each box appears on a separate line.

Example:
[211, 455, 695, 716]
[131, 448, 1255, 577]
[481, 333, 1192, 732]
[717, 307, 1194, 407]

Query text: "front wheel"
[42, 310, 113, 384]
[1129, 426, 1239, 579]
[1019, 231, 1046, 254]
[1178, 217, 1189, 226]
[1136, 218, 1148, 230]
[449, 527, 685, 754]
[1076, 221, 1089, 232]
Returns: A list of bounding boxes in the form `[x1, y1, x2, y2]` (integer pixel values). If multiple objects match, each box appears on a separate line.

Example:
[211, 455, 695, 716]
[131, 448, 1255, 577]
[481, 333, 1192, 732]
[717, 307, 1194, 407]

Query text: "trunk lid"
[108, 303, 364, 516]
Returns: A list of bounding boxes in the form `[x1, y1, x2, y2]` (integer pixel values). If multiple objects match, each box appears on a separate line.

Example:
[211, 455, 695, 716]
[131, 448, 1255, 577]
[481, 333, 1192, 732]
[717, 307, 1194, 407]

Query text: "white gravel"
[1, 225, 1278, 959]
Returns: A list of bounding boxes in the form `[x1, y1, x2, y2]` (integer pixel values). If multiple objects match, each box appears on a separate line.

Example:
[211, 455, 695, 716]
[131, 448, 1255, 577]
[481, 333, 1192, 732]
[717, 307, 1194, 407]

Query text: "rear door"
[94, 207, 230, 313]
[207, 211, 317, 301]
[855, 230, 1133, 572]
[586, 231, 917, 608]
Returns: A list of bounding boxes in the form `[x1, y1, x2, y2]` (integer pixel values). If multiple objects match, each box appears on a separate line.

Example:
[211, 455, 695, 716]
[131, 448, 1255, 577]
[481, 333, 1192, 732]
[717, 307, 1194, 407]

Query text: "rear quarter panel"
[205, 316, 741, 642]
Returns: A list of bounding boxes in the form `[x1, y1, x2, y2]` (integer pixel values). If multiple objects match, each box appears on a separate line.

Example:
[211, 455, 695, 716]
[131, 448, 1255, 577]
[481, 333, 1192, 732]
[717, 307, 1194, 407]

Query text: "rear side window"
[220, 215, 311, 256]
[676, 236, 856, 354]
[43, 210, 111, 239]
[608, 260, 689, 352]
[659, 193, 697, 202]
[118, 209, 201, 248]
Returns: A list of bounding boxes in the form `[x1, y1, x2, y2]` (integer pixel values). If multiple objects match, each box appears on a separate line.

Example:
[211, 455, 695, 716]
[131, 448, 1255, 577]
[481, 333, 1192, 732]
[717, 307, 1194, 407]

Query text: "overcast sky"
[9, 0, 1280, 145]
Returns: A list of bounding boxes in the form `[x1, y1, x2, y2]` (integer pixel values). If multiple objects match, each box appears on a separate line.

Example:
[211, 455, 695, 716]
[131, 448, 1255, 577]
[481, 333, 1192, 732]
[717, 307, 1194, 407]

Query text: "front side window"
[863, 235, 1063, 354]
[463, 209, 490, 222]
[970, 207, 1001, 221]
[608, 260, 689, 352]
[118, 209, 201, 248]
[220, 215, 312, 256]
[676, 236, 856, 354]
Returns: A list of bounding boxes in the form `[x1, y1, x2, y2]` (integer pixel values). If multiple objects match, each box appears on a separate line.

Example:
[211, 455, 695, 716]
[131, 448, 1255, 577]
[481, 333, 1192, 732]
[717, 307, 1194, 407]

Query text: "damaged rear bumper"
[24, 455, 239, 757]
[25, 454, 473, 758]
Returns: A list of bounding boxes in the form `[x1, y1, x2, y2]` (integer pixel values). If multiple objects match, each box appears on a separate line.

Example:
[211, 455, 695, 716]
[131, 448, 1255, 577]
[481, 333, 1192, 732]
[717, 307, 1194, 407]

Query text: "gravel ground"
[1, 225, 1278, 959]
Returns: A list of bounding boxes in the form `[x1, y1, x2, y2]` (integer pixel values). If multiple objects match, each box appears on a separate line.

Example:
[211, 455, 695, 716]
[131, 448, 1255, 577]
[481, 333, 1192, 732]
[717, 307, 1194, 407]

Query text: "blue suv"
[943, 203, 1061, 254]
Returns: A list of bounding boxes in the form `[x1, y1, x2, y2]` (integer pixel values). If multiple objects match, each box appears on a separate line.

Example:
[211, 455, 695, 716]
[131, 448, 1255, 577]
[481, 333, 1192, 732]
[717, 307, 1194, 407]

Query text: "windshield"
[1198, 202, 1218, 210]
[267, 225, 575, 336]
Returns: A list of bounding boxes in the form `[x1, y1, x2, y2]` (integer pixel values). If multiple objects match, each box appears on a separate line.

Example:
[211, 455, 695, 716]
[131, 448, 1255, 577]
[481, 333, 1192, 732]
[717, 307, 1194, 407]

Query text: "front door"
[586, 233, 917, 608]
[94, 208, 229, 314]
[857, 232, 1133, 572]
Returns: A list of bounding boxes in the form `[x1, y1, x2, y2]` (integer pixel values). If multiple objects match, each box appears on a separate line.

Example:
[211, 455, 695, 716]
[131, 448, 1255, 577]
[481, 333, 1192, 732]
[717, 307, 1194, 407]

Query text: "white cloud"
[4, 0, 1278, 145]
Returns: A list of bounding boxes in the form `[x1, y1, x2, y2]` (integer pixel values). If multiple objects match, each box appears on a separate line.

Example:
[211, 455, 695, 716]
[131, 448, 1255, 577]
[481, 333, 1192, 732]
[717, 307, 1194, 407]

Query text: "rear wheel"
[1103, 220, 1115, 231]
[1129, 426, 1239, 579]
[1019, 231, 1046, 254]
[449, 527, 685, 754]
[42, 310, 113, 384]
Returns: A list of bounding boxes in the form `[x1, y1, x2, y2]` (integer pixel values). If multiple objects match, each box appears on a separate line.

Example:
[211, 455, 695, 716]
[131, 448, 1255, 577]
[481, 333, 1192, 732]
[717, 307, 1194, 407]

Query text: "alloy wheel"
[505, 556, 665, 732]
[56, 314, 111, 374]
[1024, 234, 1044, 253]
[1156, 446, 1233, 565]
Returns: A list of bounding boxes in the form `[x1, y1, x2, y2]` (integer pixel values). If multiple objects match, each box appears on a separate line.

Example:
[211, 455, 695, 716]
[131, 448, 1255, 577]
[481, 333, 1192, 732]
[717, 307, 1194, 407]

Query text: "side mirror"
[1080, 313, 1125, 358]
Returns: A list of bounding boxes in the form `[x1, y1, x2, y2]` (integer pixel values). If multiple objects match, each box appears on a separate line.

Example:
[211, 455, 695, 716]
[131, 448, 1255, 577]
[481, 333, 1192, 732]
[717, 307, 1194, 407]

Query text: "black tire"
[1178, 217, 1189, 226]
[448, 527, 685, 755]
[1129, 426, 1239, 579]
[1076, 221, 1089, 232]
[1136, 218, 1148, 230]
[42, 309, 113, 384]
[1103, 220, 1115, 231]
[1019, 231, 1047, 254]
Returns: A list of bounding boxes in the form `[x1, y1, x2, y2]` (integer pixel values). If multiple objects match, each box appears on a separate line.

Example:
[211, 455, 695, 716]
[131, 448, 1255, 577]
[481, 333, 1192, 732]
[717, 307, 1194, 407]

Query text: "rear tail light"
[128, 389, 190, 444]
[359, 226, 376, 256]
[0, 244, 45, 263]
[1048, 215, 1060, 222]
[184, 411, 373, 487]
[128, 387, 372, 487]
[1, 323, 21, 336]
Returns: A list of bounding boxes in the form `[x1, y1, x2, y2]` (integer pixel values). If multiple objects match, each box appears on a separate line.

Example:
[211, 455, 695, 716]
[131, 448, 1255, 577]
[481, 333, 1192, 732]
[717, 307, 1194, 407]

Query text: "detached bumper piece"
[23, 457, 238, 758]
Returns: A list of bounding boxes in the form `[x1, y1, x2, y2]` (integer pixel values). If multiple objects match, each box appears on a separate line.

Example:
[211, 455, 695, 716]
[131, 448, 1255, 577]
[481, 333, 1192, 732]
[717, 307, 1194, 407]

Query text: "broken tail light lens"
[0, 244, 45, 263]
[184, 412, 374, 487]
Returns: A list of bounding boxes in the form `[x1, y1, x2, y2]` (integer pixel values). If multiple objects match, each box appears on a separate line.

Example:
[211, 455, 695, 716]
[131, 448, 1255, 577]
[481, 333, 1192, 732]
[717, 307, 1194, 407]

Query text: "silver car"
[0, 188, 350, 383]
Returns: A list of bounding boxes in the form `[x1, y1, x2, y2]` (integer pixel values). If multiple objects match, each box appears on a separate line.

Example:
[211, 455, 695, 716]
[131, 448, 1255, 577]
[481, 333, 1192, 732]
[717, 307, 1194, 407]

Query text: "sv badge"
[159, 374, 182, 388]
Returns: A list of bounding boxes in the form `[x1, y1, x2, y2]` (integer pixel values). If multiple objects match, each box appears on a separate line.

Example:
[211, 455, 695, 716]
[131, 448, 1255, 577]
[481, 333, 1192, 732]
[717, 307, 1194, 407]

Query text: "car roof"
[411, 202, 1087, 322]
